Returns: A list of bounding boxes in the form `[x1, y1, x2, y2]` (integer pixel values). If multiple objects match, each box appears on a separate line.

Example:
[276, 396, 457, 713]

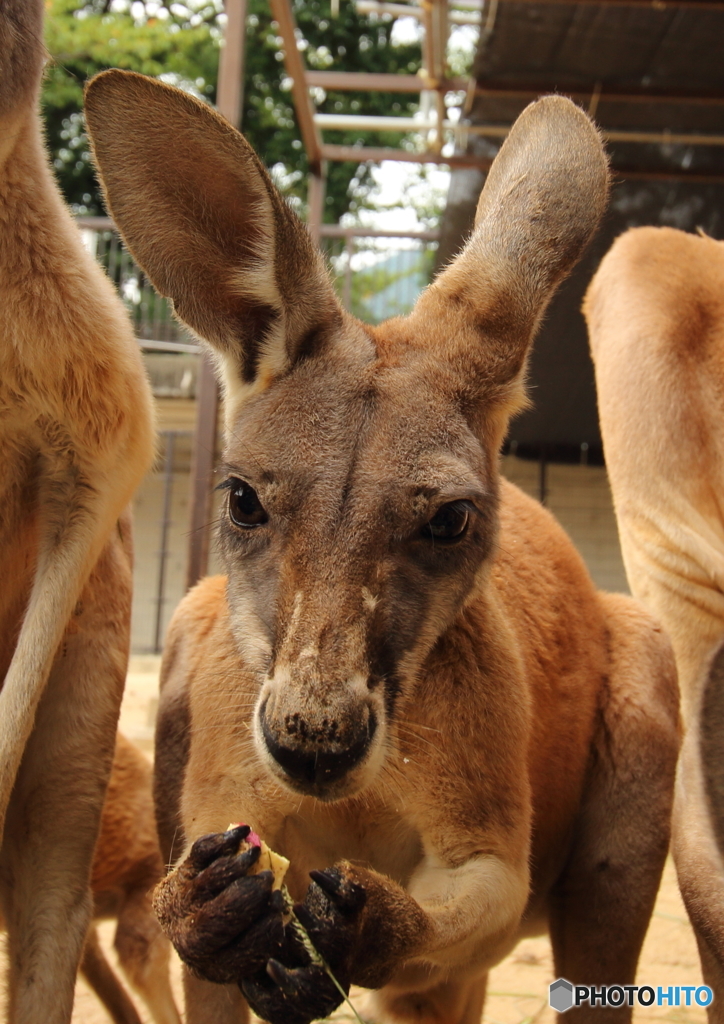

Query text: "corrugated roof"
[470, 3, 724, 177]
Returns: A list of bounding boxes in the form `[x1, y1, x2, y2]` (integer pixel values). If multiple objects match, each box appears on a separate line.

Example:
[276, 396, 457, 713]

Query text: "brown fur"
[585, 226, 724, 1016]
[81, 733, 180, 1024]
[85, 73, 679, 1024]
[0, 4, 154, 1022]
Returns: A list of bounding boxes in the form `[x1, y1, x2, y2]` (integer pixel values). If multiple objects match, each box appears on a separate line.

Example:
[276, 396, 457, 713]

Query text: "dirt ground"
[1, 656, 708, 1024]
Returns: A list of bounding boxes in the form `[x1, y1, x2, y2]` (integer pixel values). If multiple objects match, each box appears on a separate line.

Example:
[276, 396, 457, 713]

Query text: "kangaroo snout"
[258, 694, 378, 795]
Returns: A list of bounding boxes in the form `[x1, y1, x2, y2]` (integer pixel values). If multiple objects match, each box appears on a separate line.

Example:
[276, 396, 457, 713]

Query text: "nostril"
[260, 704, 377, 788]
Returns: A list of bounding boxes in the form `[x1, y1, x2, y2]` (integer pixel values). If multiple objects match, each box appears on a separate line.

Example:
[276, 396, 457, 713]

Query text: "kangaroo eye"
[227, 479, 268, 529]
[423, 502, 470, 542]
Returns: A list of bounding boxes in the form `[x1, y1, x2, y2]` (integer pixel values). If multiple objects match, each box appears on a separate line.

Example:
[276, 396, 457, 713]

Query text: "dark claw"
[242, 961, 345, 1024]
[193, 844, 261, 900]
[266, 958, 301, 996]
[188, 825, 250, 870]
[269, 888, 286, 915]
[309, 869, 366, 913]
[292, 902, 357, 977]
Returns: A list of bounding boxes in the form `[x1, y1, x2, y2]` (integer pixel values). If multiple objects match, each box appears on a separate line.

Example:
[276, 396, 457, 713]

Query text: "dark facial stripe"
[233, 302, 281, 385]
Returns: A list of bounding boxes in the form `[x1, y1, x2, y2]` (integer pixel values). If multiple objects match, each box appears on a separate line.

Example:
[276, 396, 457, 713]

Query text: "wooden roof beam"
[268, 0, 323, 174]
[356, 1, 481, 23]
[318, 115, 724, 146]
[321, 143, 493, 167]
[320, 143, 724, 183]
[492, 0, 724, 7]
[305, 71, 724, 106]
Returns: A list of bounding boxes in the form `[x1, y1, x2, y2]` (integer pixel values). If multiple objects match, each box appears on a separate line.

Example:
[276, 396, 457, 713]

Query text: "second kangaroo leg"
[548, 594, 679, 1023]
[673, 698, 724, 1021]
[183, 968, 249, 1024]
[370, 965, 488, 1024]
[114, 888, 182, 1024]
[81, 926, 143, 1024]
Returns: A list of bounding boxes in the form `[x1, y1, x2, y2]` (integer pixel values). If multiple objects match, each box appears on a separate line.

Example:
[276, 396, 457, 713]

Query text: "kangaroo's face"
[220, 339, 499, 798]
[85, 71, 608, 801]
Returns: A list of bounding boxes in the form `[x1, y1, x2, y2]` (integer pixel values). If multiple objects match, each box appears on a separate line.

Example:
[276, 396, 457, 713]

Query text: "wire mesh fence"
[79, 219, 186, 343]
[320, 227, 438, 323]
[78, 219, 439, 332]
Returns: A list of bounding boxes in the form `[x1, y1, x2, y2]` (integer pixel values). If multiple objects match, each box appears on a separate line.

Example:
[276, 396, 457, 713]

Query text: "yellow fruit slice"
[228, 823, 290, 891]
[255, 840, 291, 891]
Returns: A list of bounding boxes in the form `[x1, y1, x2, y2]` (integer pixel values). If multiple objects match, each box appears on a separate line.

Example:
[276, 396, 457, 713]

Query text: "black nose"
[260, 703, 376, 787]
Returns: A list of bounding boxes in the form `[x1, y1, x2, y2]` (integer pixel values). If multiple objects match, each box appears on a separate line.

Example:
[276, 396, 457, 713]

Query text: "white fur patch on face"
[231, 589, 272, 673]
[219, 316, 288, 430]
[362, 586, 379, 612]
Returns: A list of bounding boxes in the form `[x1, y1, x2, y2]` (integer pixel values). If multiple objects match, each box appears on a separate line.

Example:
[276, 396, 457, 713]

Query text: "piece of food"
[228, 823, 290, 890]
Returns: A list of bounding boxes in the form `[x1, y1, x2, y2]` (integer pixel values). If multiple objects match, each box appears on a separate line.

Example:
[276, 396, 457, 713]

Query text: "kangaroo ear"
[408, 96, 609, 416]
[84, 70, 341, 410]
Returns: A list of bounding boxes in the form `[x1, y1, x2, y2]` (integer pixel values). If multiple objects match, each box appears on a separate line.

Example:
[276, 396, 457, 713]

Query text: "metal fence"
[319, 225, 439, 324]
[79, 218, 186, 345]
[77, 218, 439, 334]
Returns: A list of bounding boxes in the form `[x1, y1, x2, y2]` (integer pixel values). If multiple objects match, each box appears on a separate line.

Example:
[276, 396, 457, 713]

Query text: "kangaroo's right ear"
[84, 70, 341, 409]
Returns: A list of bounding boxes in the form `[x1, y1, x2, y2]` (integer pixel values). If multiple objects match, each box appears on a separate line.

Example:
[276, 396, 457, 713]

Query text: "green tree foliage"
[42, 0, 421, 222]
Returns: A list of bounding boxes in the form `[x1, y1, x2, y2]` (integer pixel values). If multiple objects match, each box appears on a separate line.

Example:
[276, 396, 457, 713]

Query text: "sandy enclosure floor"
[0, 658, 708, 1024]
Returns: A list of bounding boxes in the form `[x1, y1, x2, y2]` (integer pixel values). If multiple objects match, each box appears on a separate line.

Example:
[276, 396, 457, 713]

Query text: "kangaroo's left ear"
[406, 95, 609, 424]
[84, 70, 342, 413]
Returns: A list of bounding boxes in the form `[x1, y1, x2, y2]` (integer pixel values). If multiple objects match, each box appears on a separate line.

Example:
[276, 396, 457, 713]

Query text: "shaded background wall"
[508, 180, 724, 462]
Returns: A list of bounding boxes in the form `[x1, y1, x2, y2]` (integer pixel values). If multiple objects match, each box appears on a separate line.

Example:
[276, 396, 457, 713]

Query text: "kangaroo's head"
[86, 73, 608, 801]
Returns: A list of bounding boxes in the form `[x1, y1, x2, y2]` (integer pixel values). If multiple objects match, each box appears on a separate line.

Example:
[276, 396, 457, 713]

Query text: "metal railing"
[78, 217, 188, 347]
[77, 218, 439, 333]
[320, 225, 438, 323]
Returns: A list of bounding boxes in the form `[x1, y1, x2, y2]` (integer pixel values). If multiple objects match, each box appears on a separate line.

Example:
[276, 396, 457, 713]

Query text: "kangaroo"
[585, 226, 724, 1017]
[1, 734, 181, 1024]
[84, 71, 680, 1024]
[0, 3, 154, 1021]
[81, 733, 181, 1024]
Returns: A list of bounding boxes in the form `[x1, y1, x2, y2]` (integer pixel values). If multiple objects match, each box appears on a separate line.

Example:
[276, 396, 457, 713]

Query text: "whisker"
[396, 727, 440, 755]
[167, 825, 182, 874]
[183, 515, 225, 540]
[402, 721, 442, 735]
[222, 428, 265, 475]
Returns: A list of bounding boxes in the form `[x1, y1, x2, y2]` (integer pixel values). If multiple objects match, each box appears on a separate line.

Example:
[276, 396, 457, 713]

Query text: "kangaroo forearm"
[410, 854, 529, 968]
[343, 854, 528, 988]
